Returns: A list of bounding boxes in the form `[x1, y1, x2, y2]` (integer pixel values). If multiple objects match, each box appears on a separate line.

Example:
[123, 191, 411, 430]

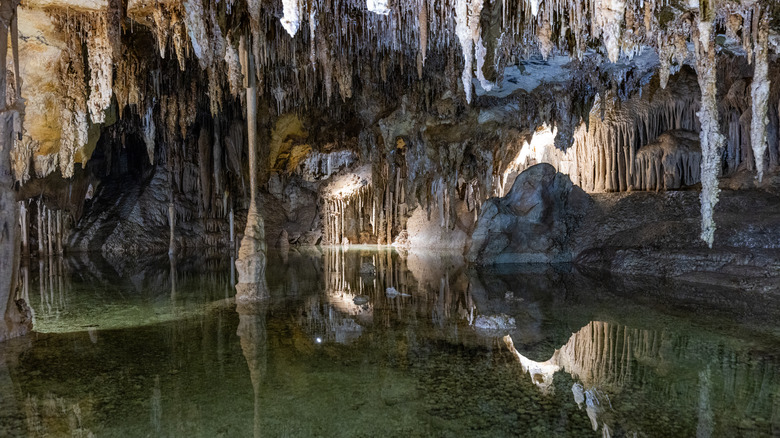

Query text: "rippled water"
[1, 247, 779, 437]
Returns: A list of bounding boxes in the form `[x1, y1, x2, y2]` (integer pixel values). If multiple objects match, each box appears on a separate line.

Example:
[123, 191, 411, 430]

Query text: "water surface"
[1, 248, 779, 437]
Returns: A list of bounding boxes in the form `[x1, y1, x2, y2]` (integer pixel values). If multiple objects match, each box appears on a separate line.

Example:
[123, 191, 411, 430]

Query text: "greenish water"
[1, 248, 779, 437]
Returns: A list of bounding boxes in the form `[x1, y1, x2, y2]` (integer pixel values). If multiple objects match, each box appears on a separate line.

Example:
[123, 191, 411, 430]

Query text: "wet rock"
[385, 287, 410, 298]
[468, 164, 590, 265]
[298, 230, 322, 246]
[353, 295, 369, 305]
[474, 314, 516, 331]
[277, 229, 290, 254]
[572, 187, 780, 286]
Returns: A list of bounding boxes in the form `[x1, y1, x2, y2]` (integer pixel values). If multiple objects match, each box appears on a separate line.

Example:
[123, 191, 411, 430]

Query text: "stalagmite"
[750, 12, 770, 183]
[694, 19, 725, 248]
[0, 0, 29, 341]
[235, 34, 269, 302]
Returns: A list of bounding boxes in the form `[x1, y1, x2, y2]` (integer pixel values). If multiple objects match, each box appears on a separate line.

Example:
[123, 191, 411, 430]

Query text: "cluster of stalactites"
[38, 9, 122, 179]
[568, 85, 701, 193]
[323, 184, 373, 245]
[55, 15, 90, 179]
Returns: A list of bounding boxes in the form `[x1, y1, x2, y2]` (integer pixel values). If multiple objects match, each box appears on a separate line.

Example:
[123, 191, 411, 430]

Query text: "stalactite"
[750, 11, 770, 183]
[455, 0, 473, 104]
[168, 202, 176, 255]
[171, 9, 188, 71]
[537, 7, 553, 60]
[694, 19, 725, 248]
[46, 208, 53, 256]
[86, 14, 114, 124]
[198, 125, 212, 214]
[142, 103, 156, 165]
[57, 29, 88, 179]
[229, 207, 235, 248]
[418, 0, 428, 69]
[152, 3, 170, 58]
[281, 0, 302, 36]
[36, 199, 43, 256]
[56, 210, 62, 255]
[225, 36, 243, 98]
[183, 0, 211, 69]
[19, 201, 28, 258]
[213, 118, 224, 203]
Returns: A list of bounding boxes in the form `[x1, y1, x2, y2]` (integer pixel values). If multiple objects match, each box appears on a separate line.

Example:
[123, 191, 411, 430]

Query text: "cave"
[1, 0, 780, 435]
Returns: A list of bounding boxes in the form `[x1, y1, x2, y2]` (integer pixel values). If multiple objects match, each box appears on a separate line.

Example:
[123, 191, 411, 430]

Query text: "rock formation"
[0, 0, 32, 342]
[0, 0, 779, 340]
[468, 163, 589, 264]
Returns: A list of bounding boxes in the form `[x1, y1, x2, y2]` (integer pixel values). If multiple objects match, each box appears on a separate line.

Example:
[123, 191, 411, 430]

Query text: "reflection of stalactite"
[507, 318, 780, 436]
[696, 367, 713, 438]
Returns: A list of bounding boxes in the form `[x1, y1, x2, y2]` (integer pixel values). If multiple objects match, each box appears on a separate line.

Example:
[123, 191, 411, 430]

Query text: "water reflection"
[24, 251, 234, 333]
[237, 301, 267, 438]
[505, 318, 780, 437]
[1, 247, 779, 437]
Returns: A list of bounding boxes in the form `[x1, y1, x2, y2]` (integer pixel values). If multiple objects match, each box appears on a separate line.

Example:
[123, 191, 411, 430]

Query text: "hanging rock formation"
[634, 130, 701, 191]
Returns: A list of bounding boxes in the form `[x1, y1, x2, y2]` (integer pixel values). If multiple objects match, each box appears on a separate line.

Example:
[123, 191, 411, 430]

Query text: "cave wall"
[2, 0, 779, 264]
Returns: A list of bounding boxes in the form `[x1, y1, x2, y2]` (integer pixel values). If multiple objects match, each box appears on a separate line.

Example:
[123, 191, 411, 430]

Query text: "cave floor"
[1, 248, 779, 437]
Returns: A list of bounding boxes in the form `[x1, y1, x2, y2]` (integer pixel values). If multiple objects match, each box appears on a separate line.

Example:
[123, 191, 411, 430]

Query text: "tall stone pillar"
[0, 0, 31, 342]
[235, 34, 269, 303]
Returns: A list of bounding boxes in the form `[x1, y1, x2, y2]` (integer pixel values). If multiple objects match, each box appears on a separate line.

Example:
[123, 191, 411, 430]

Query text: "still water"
[1, 248, 779, 437]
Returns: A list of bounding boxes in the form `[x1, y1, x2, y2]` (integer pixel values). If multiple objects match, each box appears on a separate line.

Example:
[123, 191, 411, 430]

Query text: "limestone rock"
[467, 164, 590, 265]
[474, 314, 516, 331]
[634, 130, 702, 191]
